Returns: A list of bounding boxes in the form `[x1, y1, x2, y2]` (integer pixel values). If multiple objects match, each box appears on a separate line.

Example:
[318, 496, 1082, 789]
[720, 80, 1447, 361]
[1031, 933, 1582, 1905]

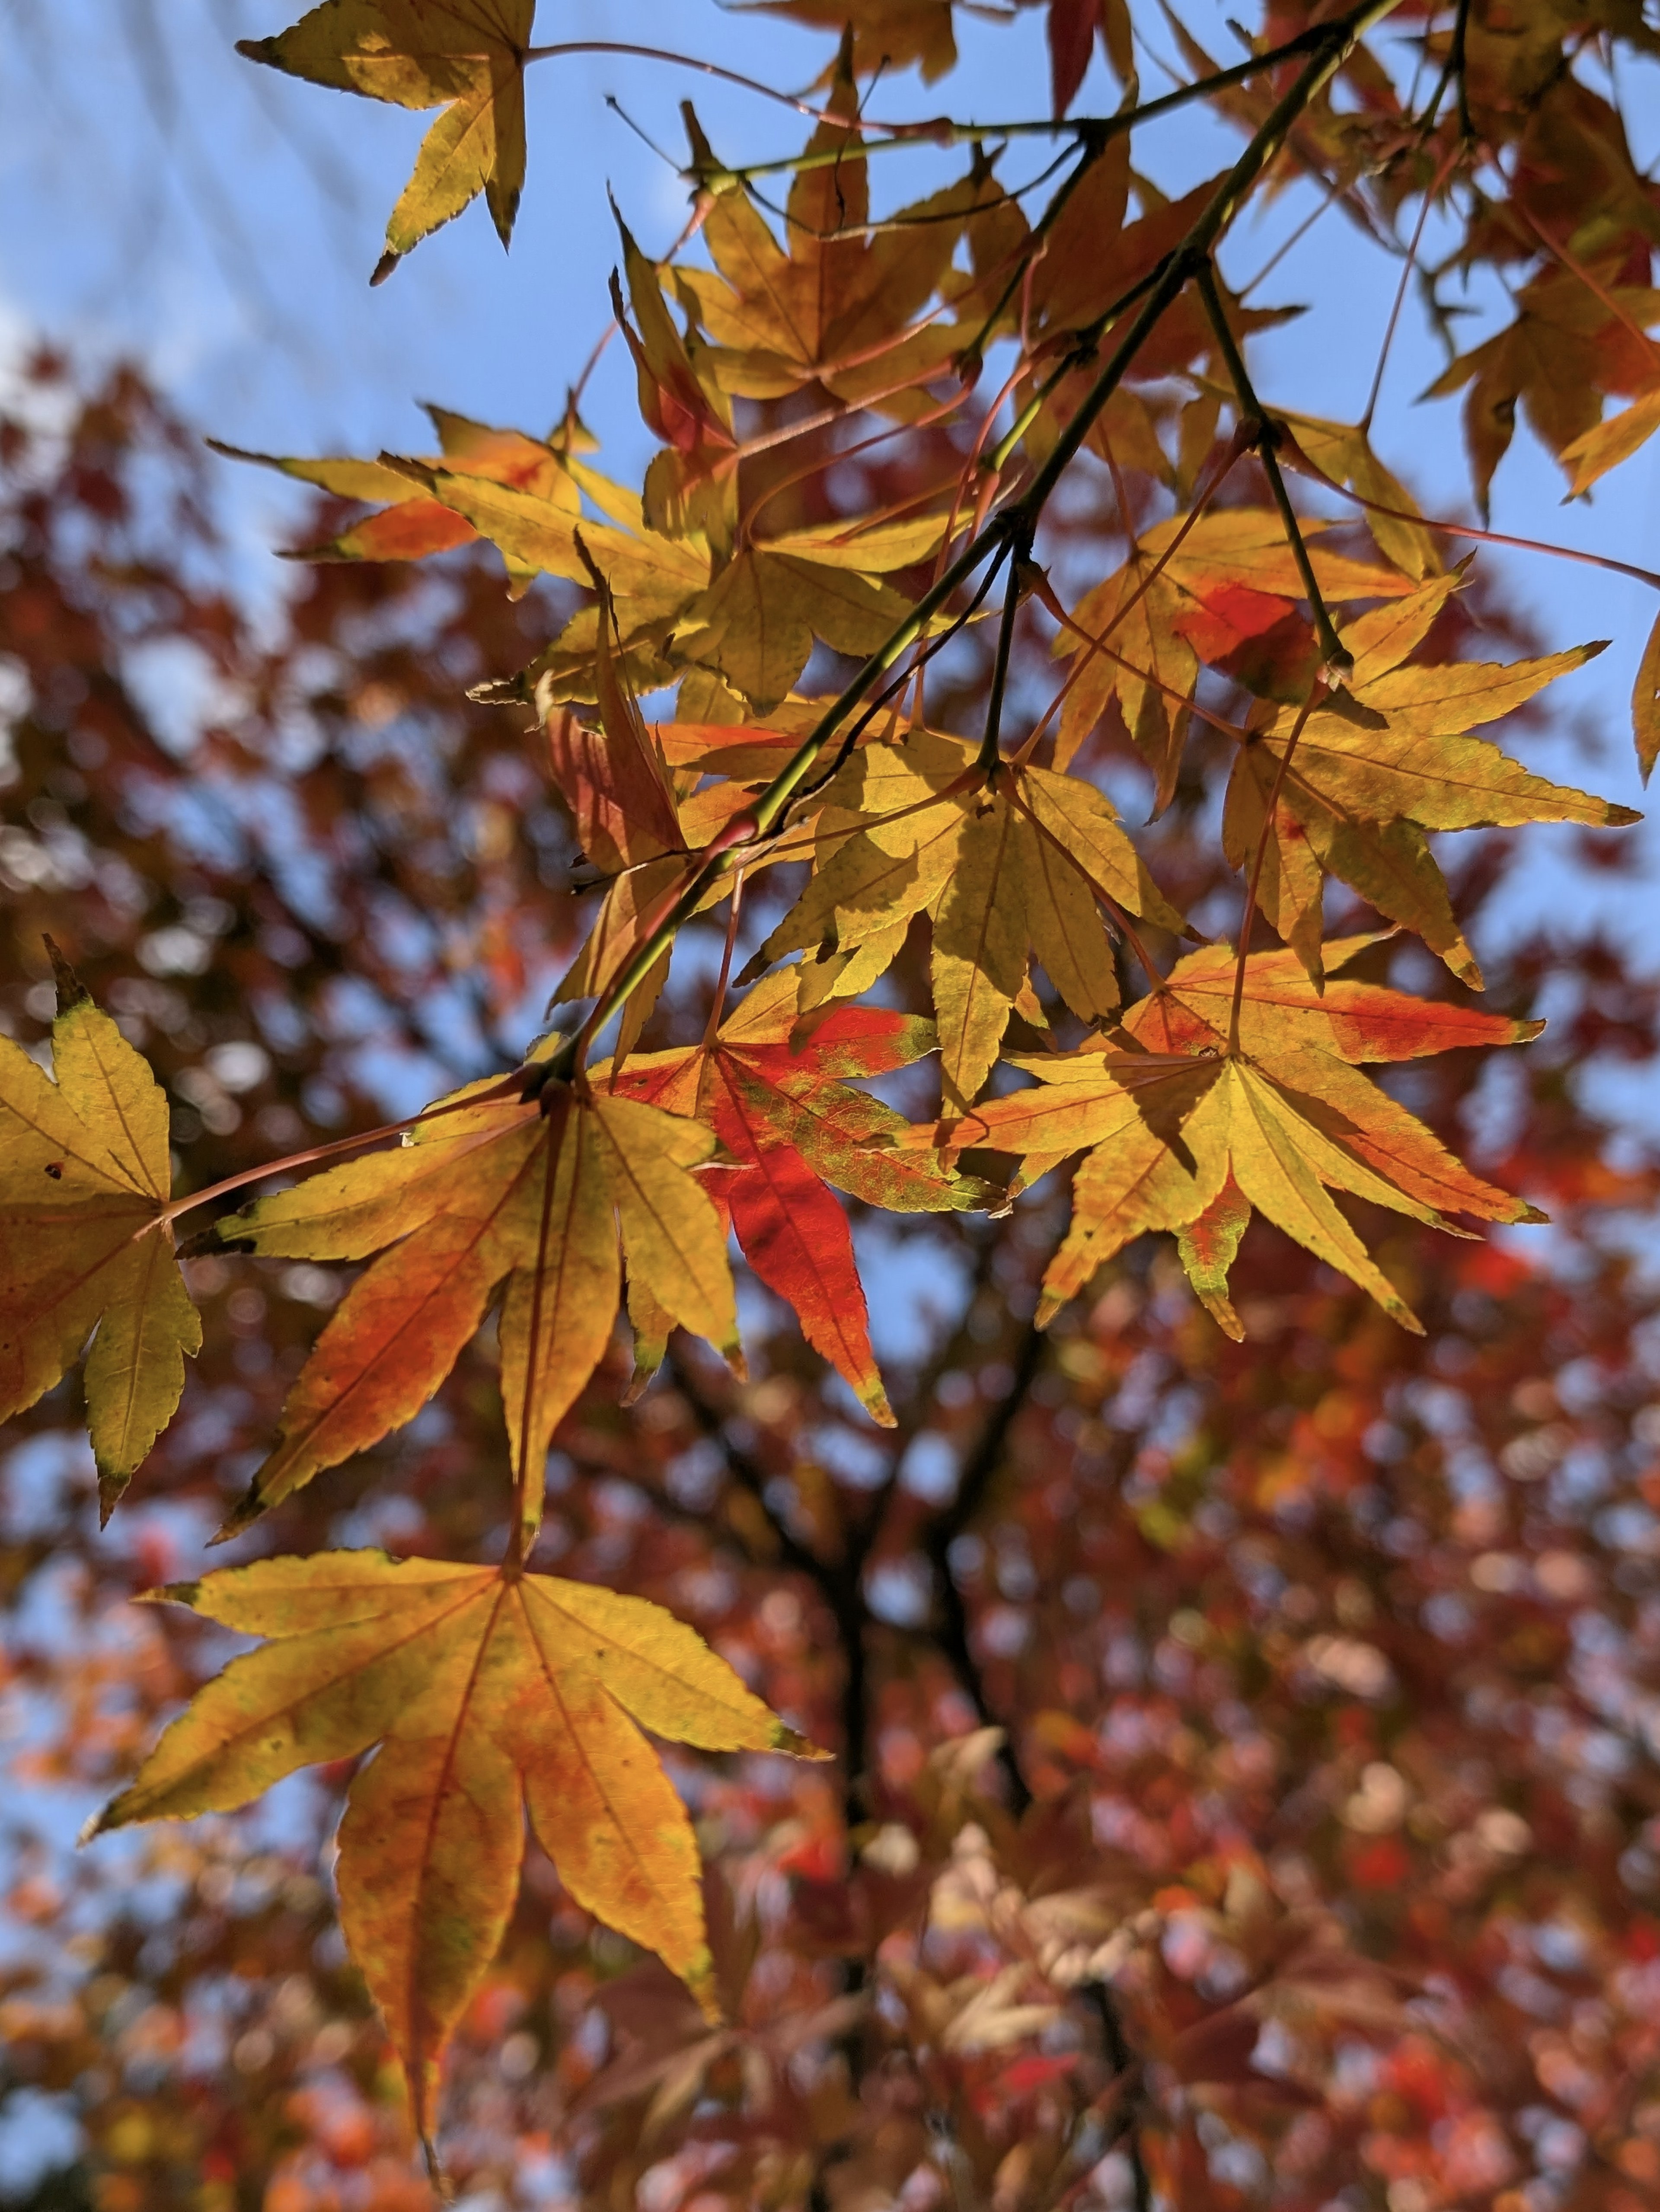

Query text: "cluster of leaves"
[5, 0, 1660, 2199]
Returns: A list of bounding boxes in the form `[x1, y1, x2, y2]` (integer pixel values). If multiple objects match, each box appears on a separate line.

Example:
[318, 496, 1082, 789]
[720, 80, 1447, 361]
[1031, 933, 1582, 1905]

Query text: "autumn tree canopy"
[3, 2, 1660, 2206]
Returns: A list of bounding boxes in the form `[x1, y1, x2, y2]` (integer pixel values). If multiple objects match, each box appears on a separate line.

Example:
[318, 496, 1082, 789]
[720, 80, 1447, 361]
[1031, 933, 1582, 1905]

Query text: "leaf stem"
[162, 1076, 528, 1229]
[1360, 134, 1464, 431]
[984, 259, 1170, 480]
[960, 128, 1116, 369]
[701, 873, 746, 1049]
[505, 1093, 568, 1571]
[1277, 436, 1660, 592]
[673, 17, 1377, 186]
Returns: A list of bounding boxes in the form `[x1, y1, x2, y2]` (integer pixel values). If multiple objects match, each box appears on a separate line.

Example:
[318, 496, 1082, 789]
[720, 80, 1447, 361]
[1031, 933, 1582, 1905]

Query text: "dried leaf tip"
[43, 934, 89, 1014]
[773, 1720, 833, 1760]
[134, 1580, 202, 1609]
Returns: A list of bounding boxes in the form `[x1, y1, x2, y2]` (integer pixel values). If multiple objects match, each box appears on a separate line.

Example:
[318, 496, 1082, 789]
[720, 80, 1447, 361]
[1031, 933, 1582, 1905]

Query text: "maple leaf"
[391, 452, 709, 609]
[0, 978, 200, 1519]
[1223, 571, 1637, 984]
[217, 1077, 736, 1546]
[679, 83, 986, 413]
[750, 727, 1188, 1106]
[674, 534, 932, 715]
[611, 210, 739, 552]
[1422, 263, 1660, 510]
[1278, 411, 1443, 583]
[900, 938, 1545, 1333]
[212, 409, 580, 586]
[1054, 510, 1412, 801]
[1025, 166, 1235, 355]
[239, 1, 537, 282]
[356, 434, 918, 718]
[90, 1549, 825, 2148]
[269, 397, 935, 714]
[386, 453, 715, 703]
[604, 970, 986, 1423]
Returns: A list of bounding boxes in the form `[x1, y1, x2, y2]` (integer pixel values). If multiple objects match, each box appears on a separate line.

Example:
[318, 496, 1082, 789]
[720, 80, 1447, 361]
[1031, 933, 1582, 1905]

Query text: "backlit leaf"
[239, 1, 538, 280]
[218, 1081, 735, 1541]
[605, 972, 983, 1420]
[92, 1551, 824, 2149]
[899, 940, 1542, 1329]
[0, 993, 199, 1516]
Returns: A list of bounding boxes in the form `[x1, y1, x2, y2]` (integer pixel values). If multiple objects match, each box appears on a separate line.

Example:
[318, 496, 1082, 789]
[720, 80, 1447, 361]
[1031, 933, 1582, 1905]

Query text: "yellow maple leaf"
[899, 939, 1546, 1333]
[1226, 571, 1638, 984]
[751, 729, 1186, 1105]
[1559, 382, 1660, 498]
[239, 0, 537, 281]
[0, 983, 200, 1518]
[89, 1549, 826, 2152]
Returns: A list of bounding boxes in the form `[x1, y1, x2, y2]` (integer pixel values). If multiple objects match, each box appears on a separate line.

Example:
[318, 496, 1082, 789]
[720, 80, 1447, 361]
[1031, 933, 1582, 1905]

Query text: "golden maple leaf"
[750, 727, 1187, 1106]
[1224, 571, 1637, 985]
[89, 1549, 825, 2151]
[0, 980, 200, 1518]
[240, 0, 537, 281]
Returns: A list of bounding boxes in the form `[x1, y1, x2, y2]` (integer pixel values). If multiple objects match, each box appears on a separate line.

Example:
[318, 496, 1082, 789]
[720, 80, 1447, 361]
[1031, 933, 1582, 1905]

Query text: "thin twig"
[700, 872, 746, 1049]
[1277, 434, 1660, 591]
[164, 1074, 527, 1228]
[1195, 261, 1351, 673]
[1361, 134, 1464, 431]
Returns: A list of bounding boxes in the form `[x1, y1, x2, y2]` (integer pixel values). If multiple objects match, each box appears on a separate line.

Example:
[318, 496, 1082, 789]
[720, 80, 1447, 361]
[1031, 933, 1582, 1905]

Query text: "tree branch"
[919, 1311, 1048, 1814]
[666, 1349, 874, 1783]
